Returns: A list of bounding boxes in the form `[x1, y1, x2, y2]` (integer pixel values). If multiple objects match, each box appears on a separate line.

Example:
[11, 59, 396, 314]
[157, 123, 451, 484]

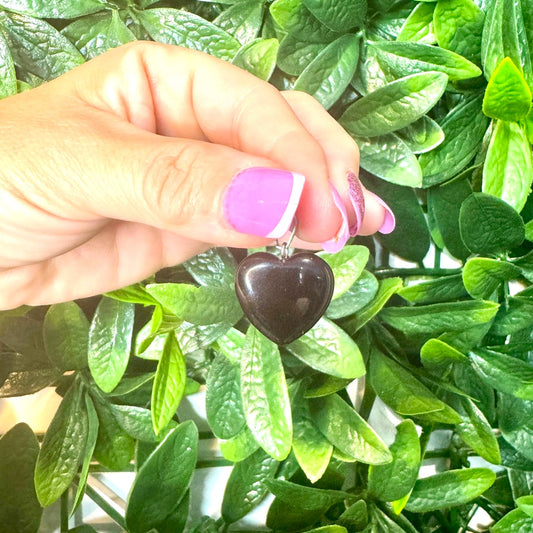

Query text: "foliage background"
[0, 0, 533, 531]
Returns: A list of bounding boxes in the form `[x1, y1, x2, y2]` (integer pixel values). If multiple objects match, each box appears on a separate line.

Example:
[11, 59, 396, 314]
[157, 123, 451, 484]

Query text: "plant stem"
[60, 491, 69, 532]
[375, 267, 461, 278]
[84, 484, 127, 530]
[419, 426, 433, 460]
[434, 247, 442, 269]
[358, 383, 376, 421]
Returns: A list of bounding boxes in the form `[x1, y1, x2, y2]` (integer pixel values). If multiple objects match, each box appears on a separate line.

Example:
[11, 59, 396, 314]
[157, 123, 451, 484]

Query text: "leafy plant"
[0, 0, 533, 532]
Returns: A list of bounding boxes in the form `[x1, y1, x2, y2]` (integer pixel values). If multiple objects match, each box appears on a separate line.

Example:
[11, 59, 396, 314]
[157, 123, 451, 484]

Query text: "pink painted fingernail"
[347, 171, 365, 237]
[369, 192, 396, 234]
[223, 167, 305, 238]
[321, 183, 350, 253]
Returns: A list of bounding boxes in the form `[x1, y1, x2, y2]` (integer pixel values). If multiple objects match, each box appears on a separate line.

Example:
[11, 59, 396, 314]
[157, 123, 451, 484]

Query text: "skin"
[0, 41, 386, 309]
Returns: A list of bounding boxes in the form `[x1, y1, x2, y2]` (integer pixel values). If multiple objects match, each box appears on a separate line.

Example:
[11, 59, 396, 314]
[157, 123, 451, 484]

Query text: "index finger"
[72, 42, 342, 244]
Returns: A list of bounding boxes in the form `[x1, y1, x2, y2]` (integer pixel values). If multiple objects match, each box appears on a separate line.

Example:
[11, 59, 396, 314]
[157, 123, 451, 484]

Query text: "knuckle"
[142, 143, 202, 226]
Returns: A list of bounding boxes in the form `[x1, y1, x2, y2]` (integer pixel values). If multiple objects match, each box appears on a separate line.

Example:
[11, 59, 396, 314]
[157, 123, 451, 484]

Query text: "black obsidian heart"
[235, 252, 335, 345]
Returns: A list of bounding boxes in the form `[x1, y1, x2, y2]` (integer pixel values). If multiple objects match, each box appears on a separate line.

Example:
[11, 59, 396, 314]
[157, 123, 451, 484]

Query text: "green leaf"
[368, 349, 461, 422]
[214, 0, 264, 44]
[310, 394, 392, 464]
[105, 283, 159, 306]
[138, 8, 240, 61]
[110, 404, 163, 443]
[287, 318, 365, 379]
[490, 295, 533, 336]
[355, 133, 422, 186]
[70, 394, 99, 516]
[146, 283, 242, 326]
[397, 2, 436, 44]
[176, 320, 231, 355]
[240, 326, 292, 460]
[406, 469, 495, 513]
[91, 396, 134, 470]
[215, 327, 245, 364]
[338, 500, 368, 531]
[326, 270, 378, 319]
[35, 381, 88, 506]
[61, 10, 135, 59]
[277, 35, 327, 75]
[301, 0, 366, 32]
[0, 11, 84, 80]
[155, 491, 189, 533]
[363, 175, 430, 262]
[232, 38, 279, 81]
[0, 30, 16, 98]
[395, 115, 444, 154]
[206, 351, 246, 439]
[265, 479, 354, 510]
[88, 297, 134, 393]
[420, 338, 468, 370]
[0, 423, 41, 532]
[463, 258, 520, 299]
[456, 397, 501, 464]
[491, 509, 533, 532]
[221, 449, 278, 524]
[269, 0, 341, 43]
[459, 192, 525, 254]
[508, 467, 533, 499]
[342, 276, 403, 333]
[368, 420, 420, 501]
[427, 178, 472, 260]
[420, 93, 490, 187]
[481, 0, 533, 88]
[513, 252, 533, 283]
[526, 219, 533, 242]
[483, 57, 532, 121]
[294, 33, 359, 110]
[434, 0, 484, 64]
[292, 383, 332, 483]
[219, 426, 260, 462]
[105, 373, 154, 398]
[380, 300, 499, 336]
[352, 42, 395, 94]
[371, 41, 482, 81]
[399, 275, 467, 305]
[43, 302, 89, 371]
[340, 71, 447, 138]
[517, 495, 533, 518]
[482, 120, 533, 213]
[184, 248, 236, 287]
[125, 422, 198, 533]
[304, 374, 353, 398]
[0, 0, 103, 18]
[151, 333, 186, 435]
[470, 348, 533, 400]
[306, 527, 347, 533]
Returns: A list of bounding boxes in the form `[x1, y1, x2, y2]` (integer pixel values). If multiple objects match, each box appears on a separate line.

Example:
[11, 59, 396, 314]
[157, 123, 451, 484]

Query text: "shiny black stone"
[235, 252, 335, 345]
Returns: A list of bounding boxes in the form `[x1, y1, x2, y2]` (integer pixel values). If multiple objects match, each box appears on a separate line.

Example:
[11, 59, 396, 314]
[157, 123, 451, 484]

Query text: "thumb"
[86, 131, 313, 248]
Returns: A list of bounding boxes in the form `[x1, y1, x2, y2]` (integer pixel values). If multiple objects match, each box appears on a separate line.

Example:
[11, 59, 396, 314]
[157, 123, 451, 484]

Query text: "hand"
[0, 41, 393, 309]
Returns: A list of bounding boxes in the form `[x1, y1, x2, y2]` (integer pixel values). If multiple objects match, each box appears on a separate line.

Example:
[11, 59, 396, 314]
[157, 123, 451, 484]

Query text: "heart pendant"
[235, 252, 335, 345]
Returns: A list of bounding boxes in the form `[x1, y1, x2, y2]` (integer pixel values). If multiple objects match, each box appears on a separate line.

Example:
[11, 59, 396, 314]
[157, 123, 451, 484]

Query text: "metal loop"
[279, 218, 297, 260]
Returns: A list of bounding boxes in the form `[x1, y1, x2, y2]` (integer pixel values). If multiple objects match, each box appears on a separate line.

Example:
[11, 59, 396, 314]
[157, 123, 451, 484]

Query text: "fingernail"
[347, 170, 365, 237]
[223, 167, 305, 238]
[369, 192, 396, 234]
[321, 183, 350, 253]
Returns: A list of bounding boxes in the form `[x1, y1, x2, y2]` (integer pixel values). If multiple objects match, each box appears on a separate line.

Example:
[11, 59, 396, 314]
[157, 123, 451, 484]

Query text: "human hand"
[0, 41, 393, 309]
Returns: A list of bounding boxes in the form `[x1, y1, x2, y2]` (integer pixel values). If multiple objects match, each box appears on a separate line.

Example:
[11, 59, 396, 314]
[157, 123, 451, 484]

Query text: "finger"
[0, 222, 208, 308]
[281, 91, 395, 237]
[2, 95, 315, 251]
[64, 42, 342, 243]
